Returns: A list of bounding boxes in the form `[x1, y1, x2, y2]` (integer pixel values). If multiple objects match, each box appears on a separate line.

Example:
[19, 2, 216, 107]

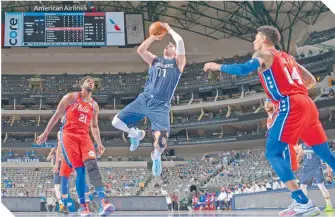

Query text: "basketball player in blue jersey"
[296, 143, 334, 212]
[112, 23, 186, 176]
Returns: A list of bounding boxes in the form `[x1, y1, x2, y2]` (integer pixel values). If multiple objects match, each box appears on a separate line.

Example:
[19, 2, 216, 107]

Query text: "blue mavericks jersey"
[143, 57, 181, 102]
[302, 144, 322, 168]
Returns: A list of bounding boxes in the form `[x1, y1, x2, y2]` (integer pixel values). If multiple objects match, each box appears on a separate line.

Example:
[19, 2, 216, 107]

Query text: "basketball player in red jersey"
[36, 76, 115, 216]
[264, 98, 299, 172]
[204, 26, 335, 216]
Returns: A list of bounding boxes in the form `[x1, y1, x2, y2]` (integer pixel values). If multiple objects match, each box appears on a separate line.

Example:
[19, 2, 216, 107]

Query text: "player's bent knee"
[84, 159, 103, 187]
[112, 114, 121, 127]
[154, 130, 169, 149]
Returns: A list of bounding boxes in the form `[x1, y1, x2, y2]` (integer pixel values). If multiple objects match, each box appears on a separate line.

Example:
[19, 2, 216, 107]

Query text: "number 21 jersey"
[258, 49, 308, 103]
[62, 92, 95, 134]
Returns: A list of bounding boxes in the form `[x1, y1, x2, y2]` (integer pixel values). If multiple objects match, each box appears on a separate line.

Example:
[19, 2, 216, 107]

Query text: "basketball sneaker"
[58, 204, 69, 214]
[98, 199, 115, 216]
[151, 151, 162, 177]
[325, 205, 335, 212]
[79, 203, 92, 216]
[129, 129, 145, 152]
[279, 199, 320, 216]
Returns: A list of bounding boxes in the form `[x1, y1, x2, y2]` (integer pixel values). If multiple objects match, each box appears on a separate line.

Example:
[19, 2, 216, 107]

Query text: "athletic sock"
[63, 197, 68, 207]
[291, 189, 308, 204]
[152, 149, 162, 160]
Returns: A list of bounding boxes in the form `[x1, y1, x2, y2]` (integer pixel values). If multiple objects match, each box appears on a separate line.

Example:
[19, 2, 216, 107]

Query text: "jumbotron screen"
[4, 12, 125, 46]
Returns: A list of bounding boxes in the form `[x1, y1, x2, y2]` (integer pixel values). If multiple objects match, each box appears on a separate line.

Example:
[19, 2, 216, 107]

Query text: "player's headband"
[264, 98, 271, 102]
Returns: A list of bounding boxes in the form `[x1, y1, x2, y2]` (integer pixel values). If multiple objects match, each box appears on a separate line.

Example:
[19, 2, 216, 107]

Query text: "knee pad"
[155, 130, 168, 149]
[61, 176, 69, 195]
[84, 159, 103, 188]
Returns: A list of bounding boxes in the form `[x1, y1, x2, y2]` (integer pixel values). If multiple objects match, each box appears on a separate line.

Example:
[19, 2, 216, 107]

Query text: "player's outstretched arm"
[164, 23, 186, 72]
[36, 93, 77, 144]
[203, 50, 273, 75]
[297, 64, 317, 89]
[137, 35, 161, 65]
[91, 103, 105, 155]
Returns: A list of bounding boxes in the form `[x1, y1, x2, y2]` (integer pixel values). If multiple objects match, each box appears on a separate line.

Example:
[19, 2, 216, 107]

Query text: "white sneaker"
[279, 199, 320, 216]
[129, 129, 145, 151]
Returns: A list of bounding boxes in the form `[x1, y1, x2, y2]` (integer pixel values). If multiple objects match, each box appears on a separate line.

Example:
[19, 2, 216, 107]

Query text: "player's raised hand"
[162, 23, 172, 31]
[97, 144, 105, 155]
[203, 62, 222, 72]
[36, 132, 48, 145]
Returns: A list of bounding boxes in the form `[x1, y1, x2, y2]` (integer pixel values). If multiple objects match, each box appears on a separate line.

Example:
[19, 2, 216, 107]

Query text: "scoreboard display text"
[4, 12, 125, 47]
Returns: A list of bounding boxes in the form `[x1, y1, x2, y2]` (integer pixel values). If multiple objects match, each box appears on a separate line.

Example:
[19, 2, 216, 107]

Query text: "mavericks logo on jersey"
[153, 62, 174, 69]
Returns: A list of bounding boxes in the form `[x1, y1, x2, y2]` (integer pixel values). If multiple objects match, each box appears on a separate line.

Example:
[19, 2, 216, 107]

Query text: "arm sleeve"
[168, 29, 185, 55]
[220, 58, 260, 76]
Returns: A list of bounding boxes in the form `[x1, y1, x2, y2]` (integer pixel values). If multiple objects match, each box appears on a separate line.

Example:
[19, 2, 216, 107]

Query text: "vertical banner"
[125, 14, 145, 45]
[106, 12, 125, 46]
[4, 12, 23, 47]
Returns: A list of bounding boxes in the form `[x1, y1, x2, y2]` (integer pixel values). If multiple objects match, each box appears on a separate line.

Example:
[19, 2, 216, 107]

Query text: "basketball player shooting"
[36, 76, 115, 216]
[112, 22, 186, 177]
[203, 26, 335, 216]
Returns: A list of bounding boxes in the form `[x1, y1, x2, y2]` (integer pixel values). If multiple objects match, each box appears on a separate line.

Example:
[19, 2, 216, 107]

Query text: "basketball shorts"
[60, 130, 96, 169]
[59, 159, 74, 178]
[54, 172, 61, 185]
[300, 167, 325, 185]
[118, 93, 171, 133]
[267, 94, 327, 146]
[283, 144, 299, 171]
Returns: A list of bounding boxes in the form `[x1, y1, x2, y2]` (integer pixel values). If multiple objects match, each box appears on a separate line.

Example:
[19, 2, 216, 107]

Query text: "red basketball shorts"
[59, 157, 73, 177]
[268, 94, 327, 146]
[286, 144, 299, 172]
[60, 130, 96, 169]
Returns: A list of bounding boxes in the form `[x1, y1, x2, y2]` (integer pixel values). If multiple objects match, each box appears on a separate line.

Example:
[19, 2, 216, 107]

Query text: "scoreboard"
[5, 12, 125, 47]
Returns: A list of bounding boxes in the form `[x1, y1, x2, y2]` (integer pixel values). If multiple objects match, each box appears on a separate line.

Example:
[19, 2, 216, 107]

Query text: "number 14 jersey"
[258, 49, 308, 104]
[62, 92, 96, 134]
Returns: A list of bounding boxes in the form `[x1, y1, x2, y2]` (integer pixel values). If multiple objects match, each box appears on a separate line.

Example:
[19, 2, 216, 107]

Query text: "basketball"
[149, 21, 167, 38]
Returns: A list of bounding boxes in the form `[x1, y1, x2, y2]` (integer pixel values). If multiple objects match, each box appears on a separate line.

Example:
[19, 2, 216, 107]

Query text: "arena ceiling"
[1, 1, 330, 52]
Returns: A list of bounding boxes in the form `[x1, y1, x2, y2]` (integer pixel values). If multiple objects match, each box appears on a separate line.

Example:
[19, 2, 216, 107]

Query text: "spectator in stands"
[46, 193, 56, 212]
[265, 180, 272, 191]
[272, 178, 281, 190]
[226, 189, 233, 210]
[260, 183, 267, 192]
[139, 182, 145, 191]
[216, 188, 227, 210]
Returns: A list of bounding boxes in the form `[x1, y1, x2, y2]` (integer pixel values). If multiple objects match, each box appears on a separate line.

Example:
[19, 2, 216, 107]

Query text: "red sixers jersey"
[258, 49, 308, 103]
[62, 92, 96, 134]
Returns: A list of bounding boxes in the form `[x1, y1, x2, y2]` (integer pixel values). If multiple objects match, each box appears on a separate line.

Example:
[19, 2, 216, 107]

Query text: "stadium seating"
[303, 27, 335, 46]
[2, 51, 334, 97]
[1, 167, 151, 197]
